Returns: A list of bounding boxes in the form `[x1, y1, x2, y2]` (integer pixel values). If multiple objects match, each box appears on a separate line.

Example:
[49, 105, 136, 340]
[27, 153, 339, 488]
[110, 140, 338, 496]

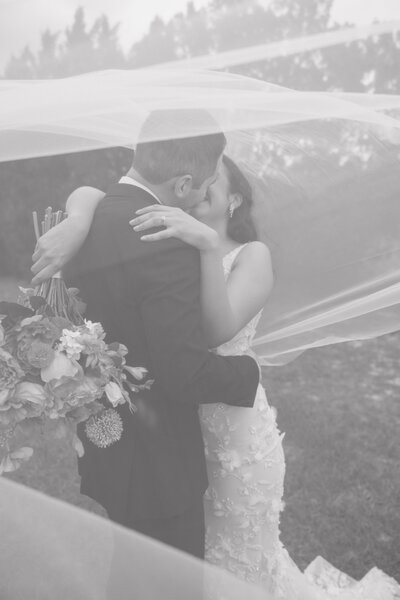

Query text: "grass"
[2, 278, 399, 582]
[266, 337, 400, 581]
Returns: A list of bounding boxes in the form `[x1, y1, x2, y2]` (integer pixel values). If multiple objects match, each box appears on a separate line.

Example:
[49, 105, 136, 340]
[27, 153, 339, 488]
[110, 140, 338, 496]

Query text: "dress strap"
[223, 243, 248, 276]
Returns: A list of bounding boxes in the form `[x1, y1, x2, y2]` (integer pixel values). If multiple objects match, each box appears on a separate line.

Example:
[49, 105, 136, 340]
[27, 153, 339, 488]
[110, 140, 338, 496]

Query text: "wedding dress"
[199, 245, 400, 600]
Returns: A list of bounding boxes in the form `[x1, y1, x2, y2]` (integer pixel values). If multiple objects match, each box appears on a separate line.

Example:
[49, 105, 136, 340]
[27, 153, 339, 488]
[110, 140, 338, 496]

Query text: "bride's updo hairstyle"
[223, 155, 258, 243]
[134, 109, 226, 188]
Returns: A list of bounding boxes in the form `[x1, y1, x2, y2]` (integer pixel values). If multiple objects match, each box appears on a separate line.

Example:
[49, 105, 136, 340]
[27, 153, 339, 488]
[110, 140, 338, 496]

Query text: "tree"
[128, 16, 177, 67]
[5, 46, 37, 79]
[91, 15, 125, 70]
[36, 30, 60, 78]
[180, 2, 212, 57]
[58, 7, 95, 75]
[4, 8, 125, 79]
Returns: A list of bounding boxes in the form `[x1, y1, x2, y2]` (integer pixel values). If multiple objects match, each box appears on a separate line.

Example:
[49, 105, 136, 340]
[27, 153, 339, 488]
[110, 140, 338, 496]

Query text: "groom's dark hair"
[133, 109, 226, 188]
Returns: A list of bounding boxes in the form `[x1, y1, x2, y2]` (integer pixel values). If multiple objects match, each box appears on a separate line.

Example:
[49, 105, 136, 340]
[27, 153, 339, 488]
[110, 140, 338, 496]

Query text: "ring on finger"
[161, 215, 167, 226]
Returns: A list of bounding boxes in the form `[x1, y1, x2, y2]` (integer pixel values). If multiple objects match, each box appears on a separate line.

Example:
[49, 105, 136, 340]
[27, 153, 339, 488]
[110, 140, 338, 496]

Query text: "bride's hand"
[31, 215, 89, 285]
[129, 205, 220, 251]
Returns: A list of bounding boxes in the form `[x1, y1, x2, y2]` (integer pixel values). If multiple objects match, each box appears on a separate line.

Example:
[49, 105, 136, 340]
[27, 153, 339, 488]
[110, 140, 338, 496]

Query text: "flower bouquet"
[0, 208, 152, 475]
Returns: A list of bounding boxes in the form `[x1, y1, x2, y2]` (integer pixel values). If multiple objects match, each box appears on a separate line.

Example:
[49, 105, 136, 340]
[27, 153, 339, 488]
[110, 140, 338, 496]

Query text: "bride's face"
[191, 163, 231, 226]
[176, 154, 222, 211]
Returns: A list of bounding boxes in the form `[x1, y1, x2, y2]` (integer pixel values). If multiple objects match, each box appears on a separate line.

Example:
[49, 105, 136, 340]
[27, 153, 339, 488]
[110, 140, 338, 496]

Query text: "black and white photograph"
[0, 1, 400, 598]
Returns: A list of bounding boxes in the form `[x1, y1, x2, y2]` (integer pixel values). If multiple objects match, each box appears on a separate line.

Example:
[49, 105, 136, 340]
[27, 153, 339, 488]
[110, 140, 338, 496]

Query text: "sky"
[1, 0, 400, 71]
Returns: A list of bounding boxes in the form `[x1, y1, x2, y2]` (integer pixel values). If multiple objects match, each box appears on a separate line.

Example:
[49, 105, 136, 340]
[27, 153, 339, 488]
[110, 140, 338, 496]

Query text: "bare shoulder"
[72, 185, 103, 195]
[235, 241, 272, 271]
[230, 242, 273, 298]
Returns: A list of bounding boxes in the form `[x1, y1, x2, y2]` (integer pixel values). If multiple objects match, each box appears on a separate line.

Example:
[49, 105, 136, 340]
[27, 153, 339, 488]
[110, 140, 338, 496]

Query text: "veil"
[1, 67, 400, 364]
[1, 21, 400, 600]
[0, 475, 269, 600]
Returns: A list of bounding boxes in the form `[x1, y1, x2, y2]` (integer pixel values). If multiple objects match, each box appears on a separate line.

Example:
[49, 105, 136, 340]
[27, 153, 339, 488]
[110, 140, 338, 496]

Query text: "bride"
[31, 154, 399, 599]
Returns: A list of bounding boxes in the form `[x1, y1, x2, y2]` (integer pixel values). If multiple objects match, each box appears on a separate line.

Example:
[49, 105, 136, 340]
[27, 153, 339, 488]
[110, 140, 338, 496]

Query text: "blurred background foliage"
[1, 0, 399, 277]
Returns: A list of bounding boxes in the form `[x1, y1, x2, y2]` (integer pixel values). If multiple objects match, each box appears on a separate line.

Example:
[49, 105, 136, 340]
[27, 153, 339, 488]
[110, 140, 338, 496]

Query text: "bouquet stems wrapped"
[32, 207, 84, 325]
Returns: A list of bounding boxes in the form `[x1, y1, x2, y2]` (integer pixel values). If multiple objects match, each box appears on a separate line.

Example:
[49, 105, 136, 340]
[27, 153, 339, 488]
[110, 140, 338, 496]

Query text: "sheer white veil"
[0, 476, 269, 599]
[1, 27, 400, 598]
[1, 67, 400, 364]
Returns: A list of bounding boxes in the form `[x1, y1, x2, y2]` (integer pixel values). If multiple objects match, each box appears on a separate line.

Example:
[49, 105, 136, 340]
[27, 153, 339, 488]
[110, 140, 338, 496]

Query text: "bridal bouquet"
[0, 209, 152, 475]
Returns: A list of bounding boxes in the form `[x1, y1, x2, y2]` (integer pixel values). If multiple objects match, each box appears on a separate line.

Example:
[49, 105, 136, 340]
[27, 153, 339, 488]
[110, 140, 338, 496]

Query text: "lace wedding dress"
[199, 245, 400, 600]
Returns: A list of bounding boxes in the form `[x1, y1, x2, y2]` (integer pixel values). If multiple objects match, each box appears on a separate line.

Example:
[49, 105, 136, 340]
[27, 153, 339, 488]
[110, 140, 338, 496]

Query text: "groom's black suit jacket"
[66, 183, 259, 524]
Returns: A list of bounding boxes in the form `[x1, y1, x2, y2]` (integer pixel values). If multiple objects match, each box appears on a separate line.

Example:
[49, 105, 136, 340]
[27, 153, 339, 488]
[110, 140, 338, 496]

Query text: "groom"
[61, 110, 260, 559]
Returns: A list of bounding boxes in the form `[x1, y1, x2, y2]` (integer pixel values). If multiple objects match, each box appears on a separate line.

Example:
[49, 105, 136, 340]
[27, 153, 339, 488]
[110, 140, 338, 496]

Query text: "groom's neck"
[125, 166, 171, 206]
[126, 167, 165, 204]
[125, 167, 157, 193]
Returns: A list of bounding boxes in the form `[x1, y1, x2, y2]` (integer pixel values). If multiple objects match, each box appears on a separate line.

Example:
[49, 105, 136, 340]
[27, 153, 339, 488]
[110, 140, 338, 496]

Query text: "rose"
[14, 338, 34, 370]
[13, 381, 48, 409]
[26, 341, 55, 369]
[0, 347, 24, 390]
[0, 383, 48, 425]
[18, 316, 60, 342]
[41, 350, 80, 383]
[11, 316, 61, 370]
[44, 376, 102, 418]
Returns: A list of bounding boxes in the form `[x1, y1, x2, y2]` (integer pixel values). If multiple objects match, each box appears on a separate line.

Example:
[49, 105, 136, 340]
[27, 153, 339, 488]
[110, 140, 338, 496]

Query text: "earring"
[228, 204, 235, 218]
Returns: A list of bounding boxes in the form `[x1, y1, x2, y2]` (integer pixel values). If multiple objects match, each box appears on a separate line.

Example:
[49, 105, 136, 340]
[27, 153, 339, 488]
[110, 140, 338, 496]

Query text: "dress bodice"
[213, 244, 262, 358]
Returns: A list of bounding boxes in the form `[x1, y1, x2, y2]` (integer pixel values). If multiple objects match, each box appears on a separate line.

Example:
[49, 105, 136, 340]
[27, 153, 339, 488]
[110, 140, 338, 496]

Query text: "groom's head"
[133, 109, 226, 209]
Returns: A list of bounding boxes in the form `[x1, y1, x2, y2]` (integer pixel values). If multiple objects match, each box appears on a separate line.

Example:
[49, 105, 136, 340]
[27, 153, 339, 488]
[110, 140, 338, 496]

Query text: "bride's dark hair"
[223, 155, 258, 243]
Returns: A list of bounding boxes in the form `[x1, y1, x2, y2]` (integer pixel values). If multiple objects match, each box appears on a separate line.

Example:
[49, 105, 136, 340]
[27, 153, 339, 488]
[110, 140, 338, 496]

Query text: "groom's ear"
[174, 174, 193, 198]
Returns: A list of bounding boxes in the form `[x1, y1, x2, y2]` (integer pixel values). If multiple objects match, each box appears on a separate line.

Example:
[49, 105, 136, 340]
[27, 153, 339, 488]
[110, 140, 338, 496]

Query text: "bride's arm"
[130, 205, 273, 348]
[31, 186, 104, 284]
[65, 186, 105, 221]
[199, 241, 273, 347]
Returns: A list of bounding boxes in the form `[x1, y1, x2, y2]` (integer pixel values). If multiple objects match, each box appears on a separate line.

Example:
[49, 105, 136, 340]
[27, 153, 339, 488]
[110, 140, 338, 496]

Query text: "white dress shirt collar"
[119, 175, 162, 204]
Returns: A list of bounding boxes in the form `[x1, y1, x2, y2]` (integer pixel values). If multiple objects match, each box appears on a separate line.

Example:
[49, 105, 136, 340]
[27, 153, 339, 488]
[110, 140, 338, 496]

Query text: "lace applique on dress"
[200, 244, 288, 596]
